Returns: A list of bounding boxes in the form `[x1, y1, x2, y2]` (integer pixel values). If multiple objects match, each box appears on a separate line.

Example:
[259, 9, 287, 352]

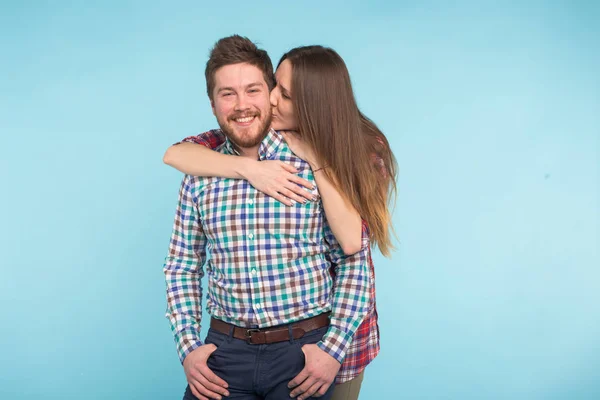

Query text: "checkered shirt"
[176, 130, 381, 384]
[164, 129, 371, 367]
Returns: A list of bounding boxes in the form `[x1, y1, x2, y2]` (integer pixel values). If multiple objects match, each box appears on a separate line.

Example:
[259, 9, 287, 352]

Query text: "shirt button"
[255, 302, 261, 309]
[247, 199, 254, 205]
[248, 233, 254, 240]
[251, 268, 257, 275]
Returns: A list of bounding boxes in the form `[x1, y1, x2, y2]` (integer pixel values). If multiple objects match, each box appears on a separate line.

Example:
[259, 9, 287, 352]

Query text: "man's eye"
[223, 93, 233, 97]
[249, 89, 259, 93]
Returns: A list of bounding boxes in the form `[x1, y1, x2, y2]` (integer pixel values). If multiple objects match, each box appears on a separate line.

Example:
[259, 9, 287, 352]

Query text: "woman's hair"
[278, 46, 398, 256]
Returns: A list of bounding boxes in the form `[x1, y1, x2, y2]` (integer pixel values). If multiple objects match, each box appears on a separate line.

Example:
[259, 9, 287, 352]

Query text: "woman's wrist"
[235, 157, 259, 180]
[306, 158, 321, 170]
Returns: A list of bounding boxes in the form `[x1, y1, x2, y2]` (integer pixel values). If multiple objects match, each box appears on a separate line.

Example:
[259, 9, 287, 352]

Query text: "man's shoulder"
[183, 173, 236, 202]
[180, 129, 227, 150]
[270, 133, 311, 170]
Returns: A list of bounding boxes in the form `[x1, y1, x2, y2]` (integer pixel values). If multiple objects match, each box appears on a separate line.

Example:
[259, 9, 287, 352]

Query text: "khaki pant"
[331, 371, 365, 400]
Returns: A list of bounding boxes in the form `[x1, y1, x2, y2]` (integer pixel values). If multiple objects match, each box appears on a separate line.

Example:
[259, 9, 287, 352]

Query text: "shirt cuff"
[175, 329, 204, 364]
[316, 325, 353, 364]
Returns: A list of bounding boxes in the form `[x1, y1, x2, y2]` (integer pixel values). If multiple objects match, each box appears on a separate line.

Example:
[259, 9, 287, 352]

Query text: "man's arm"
[163, 175, 230, 399]
[289, 220, 371, 399]
[318, 220, 371, 361]
[163, 174, 207, 361]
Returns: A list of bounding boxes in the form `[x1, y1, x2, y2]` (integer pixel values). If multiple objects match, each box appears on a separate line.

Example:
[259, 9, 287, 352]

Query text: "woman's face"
[270, 59, 298, 131]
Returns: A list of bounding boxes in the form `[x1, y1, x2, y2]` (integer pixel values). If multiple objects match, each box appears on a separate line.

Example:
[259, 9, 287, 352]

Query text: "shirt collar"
[258, 129, 283, 160]
[223, 136, 241, 156]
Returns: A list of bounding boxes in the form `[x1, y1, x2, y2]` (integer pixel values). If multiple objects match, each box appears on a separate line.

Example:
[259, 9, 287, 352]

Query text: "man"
[163, 35, 370, 400]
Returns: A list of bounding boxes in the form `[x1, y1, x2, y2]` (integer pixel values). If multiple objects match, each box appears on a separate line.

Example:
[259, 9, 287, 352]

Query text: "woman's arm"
[163, 142, 252, 178]
[281, 131, 363, 255]
[313, 168, 363, 255]
[163, 134, 315, 206]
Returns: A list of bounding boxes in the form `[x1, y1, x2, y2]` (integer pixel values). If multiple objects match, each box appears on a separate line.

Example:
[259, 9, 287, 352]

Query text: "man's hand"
[243, 160, 316, 206]
[183, 344, 229, 400]
[288, 344, 341, 399]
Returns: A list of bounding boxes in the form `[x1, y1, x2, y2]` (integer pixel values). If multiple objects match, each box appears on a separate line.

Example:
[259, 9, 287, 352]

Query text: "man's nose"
[234, 93, 250, 110]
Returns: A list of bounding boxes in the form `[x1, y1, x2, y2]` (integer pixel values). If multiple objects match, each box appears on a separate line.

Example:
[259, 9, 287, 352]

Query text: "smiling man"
[163, 35, 371, 400]
[209, 63, 272, 150]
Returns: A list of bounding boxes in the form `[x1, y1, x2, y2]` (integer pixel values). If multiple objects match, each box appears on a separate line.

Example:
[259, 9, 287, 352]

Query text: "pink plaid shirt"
[177, 130, 380, 383]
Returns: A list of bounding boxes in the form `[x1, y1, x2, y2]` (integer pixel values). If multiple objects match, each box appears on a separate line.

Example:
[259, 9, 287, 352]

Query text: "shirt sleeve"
[175, 130, 227, 149]
[317, 218, 371, 363]
[163, 175, 207, 363]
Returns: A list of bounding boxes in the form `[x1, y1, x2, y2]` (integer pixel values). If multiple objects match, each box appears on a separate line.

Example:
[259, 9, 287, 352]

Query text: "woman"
[164, 46, 397, 400]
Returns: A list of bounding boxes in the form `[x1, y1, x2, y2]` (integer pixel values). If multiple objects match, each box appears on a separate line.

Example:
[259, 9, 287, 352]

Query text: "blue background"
[1, 1, 598, 399]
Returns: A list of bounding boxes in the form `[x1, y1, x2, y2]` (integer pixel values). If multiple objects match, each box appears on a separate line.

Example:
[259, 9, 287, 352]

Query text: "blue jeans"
[183, 325, 335, 400]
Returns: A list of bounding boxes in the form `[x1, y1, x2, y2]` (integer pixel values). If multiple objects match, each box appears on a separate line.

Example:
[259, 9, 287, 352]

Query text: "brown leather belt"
[210, 312, 330, 345]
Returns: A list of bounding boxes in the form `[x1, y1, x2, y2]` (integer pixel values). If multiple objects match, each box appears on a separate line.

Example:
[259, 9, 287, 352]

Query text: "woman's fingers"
[285, 182, 315, 201]
[279, 188, 308, 205]
[271, 191, 294, 206]
[288, 174, 315, 191]
[279, 161, 299, 174]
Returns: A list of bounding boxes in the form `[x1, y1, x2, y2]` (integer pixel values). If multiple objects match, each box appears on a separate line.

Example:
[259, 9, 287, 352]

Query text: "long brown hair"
[279, 46, 398, 256]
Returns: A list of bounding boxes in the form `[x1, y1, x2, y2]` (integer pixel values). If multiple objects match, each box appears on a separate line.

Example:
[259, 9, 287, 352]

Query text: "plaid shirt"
[176, 130, 381, 384]
[164, 129, 371, 367]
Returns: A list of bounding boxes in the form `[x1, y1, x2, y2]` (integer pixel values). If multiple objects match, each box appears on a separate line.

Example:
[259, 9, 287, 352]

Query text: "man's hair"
[205, 35, 275, 100]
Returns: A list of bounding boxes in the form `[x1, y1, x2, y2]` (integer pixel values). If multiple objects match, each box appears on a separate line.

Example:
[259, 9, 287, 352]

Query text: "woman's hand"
[243, 160, 316, 206]
[281, 131, 320, 169]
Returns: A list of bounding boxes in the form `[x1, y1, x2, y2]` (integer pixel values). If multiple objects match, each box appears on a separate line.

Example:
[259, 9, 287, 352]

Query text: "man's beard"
[217, 111, 272, 149]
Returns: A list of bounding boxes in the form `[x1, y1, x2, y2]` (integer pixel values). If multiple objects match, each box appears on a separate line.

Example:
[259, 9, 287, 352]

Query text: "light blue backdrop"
[1, 1, 598, 399]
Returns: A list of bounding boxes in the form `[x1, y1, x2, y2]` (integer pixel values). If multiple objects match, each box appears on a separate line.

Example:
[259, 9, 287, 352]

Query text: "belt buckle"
[245, 328, 261, 343]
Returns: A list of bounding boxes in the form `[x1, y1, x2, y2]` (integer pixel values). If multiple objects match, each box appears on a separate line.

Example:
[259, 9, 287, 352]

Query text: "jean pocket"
[297, 326, 329, 348]
[205, 328, 231, 354]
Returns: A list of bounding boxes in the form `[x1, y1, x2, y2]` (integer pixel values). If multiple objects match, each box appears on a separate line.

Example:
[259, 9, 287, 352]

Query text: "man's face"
[211, 63, 272, 149]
